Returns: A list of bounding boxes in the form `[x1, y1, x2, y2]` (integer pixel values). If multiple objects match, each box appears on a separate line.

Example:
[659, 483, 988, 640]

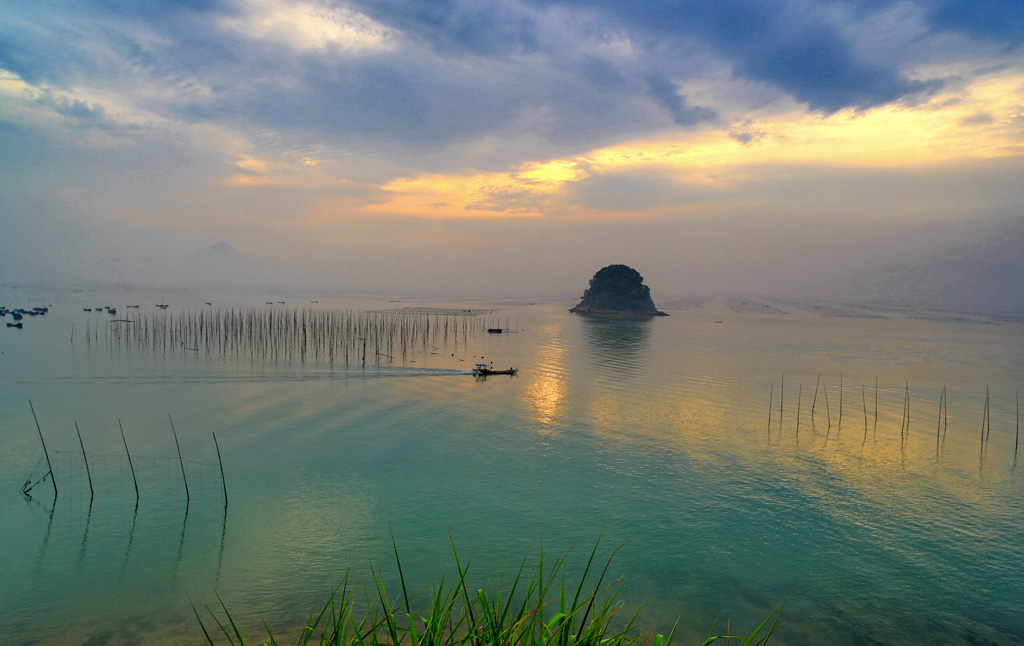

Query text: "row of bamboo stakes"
[25, 400, 227, 507]
[86, 307, 490, 365]
[768, 374, 1020, 458]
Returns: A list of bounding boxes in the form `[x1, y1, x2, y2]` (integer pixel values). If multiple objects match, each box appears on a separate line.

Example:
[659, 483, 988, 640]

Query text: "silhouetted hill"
[570, 264, 668, 316]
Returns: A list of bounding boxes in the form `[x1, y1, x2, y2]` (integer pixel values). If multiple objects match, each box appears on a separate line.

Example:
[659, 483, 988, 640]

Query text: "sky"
[1, 0, 1023, 299]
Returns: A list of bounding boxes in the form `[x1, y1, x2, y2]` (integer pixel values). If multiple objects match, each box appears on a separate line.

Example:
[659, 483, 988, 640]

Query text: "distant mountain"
[188, 241, 243, 261]
[828, 218, 1024, 311]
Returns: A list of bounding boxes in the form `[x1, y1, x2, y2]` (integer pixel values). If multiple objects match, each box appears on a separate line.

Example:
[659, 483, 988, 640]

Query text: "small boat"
[487, 328, 504, 333]
[473, 363, 517, 376]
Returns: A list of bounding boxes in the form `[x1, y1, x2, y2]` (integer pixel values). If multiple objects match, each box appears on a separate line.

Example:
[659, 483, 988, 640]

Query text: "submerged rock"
[570, 264, 667, 317]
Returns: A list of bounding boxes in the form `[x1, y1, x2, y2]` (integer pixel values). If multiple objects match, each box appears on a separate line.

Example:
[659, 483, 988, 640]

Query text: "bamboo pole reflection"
[215, 507, 227, 589]
[119, 502, 138, 582]
[76, 499, 93, 571]
[173, 504, 190, 585]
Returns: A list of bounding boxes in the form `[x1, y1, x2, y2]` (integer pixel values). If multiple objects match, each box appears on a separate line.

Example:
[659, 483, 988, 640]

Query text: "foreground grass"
[192, 534, 783, 646]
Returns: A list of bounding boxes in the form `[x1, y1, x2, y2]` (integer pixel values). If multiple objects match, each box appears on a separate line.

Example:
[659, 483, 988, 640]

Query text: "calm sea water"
[2, 286, 1023, 645]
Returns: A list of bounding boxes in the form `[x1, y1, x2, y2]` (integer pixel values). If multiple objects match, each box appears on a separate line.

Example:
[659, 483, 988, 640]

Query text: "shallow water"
[1, 286, 1023, 645]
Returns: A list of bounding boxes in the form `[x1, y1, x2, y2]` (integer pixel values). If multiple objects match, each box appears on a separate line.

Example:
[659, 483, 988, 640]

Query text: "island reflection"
[579, 316, 652, 376]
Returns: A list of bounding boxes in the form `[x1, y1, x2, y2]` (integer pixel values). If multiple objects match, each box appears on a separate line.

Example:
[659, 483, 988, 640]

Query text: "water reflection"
[76, 500, 93, 570]
[5, 292, 1024, 646]
[579, 317, 652, 376]
[523, 323, 570, 430]
[173, 504, 189, 585]
[119, 503, 138, 582]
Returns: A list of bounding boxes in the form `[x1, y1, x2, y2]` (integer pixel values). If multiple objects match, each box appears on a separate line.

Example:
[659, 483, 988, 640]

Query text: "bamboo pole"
[768, 384, 773, 435]
[75, 421, 94, 499]
[838, 372, 843, 431]
[985, 386, 991, 443]
[169, 414, 189, 504]
[862, 385, 868, 442]
[980, 387, 990, 448]
[811, 373, 820, 425]
[29, 400, 57, 499]
[823, 383, 831, 430]
[905, 384, 913, 440]
[213, 432, 228, 508]
[900, 384, 908, 446]
[874, 377, 878, 436]
[119, 419, 139, 501]
[796, 384, 802, 436]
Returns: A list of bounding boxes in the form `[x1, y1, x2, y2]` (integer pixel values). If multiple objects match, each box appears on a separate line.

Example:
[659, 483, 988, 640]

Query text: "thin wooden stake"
[811, 373, 820, 424]
[985, 386, 991, 442]
[29, 400, 57, 499]
[823, 383, 832, 430]
[943, 385, 948, 436]
[768, 384, 774, 435]
[169, 414, 189, 504]
[796, 384, 802, 436]
[119, 419, 139, 501]
[75, 421, 94, 499]
[213, 432, 228, 508]
[900, 384, 908, 445]
[861, 385, 868, 442]
[905, 381, 911, 439]
[874, 376, 878, 436]
[780, 373, 784, 433]
[980, 390, 987, 449]
[838, 372, 844, 430]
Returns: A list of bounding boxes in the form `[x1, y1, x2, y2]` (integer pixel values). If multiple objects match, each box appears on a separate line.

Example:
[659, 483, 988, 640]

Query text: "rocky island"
[569, 264, 668, 317]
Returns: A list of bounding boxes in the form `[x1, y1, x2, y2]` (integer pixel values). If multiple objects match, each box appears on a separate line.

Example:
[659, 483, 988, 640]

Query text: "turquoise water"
[2, 286, 1023, 645]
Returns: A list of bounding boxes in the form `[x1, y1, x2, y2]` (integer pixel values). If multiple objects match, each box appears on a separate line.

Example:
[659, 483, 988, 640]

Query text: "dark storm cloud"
[527, 0, 931, 113]
[2, 0, 1022, 152]
[927, 0, 1024, 41]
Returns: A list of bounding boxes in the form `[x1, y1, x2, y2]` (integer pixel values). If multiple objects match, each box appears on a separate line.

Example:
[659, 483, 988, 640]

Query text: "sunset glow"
[1, 0, 1022, 296]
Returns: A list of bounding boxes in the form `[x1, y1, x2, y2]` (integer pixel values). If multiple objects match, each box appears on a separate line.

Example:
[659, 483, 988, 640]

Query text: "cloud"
[3, 0, 1024, 301]
[6, 0, 1011, 160]
[645, 74, 716, 126]
[927, 0, 1024, 41]
[350, 0, 541, 57]
[728, 130, 765, 145]
[218, 0, 397, 53]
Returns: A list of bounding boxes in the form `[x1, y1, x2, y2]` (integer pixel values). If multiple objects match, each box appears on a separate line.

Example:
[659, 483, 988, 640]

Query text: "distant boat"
[487, 328, 504, 333]
[473, 364, 517, 376]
